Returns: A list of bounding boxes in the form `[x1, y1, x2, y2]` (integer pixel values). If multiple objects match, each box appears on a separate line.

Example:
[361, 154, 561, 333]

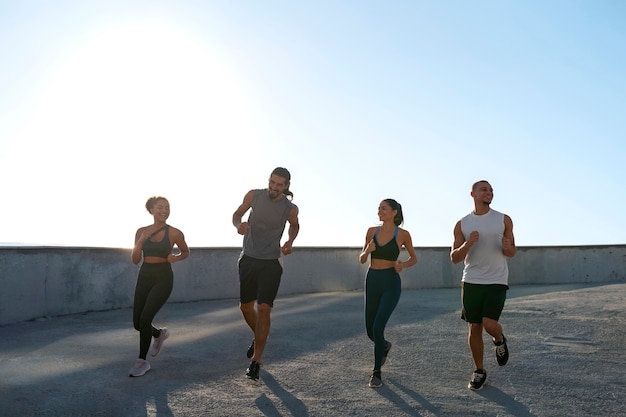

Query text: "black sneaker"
[494, 335, 509, 366]
[246, 361, 260, 380]
[246, 340, 255, 359]
[368, 371, 383, 388]
[468, 369, 487, 390]
[381, 341, 392, 366]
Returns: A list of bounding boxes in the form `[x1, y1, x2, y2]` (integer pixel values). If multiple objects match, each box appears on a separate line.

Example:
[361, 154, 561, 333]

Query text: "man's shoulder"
[249, 189, 267, 200]
[277, 194, 296, 208]
[489, 209, 511, 221]
[460, 212, 474, 221]
[244, 188, 264, 198]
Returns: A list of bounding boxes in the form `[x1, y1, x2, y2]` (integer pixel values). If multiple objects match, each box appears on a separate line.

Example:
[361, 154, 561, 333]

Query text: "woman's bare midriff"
[370, 259, 397, 270]
[143, 256, 169, 264]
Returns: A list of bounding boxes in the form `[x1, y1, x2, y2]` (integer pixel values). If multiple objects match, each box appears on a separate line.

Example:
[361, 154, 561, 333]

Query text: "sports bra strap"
[374, 226, 398, 239]
[148, 225, 166, 240]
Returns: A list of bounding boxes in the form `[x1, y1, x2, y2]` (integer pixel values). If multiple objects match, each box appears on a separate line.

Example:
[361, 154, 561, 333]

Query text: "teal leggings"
[365, 267, 401, 371]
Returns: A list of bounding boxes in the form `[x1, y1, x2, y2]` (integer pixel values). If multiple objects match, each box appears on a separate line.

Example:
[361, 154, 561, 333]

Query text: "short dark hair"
[472, 180, 490, 192]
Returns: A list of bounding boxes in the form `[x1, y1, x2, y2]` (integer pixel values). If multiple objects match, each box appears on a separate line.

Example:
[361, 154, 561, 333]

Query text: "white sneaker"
[150, 328, 169, 357]
[129, 359, 150, 377]
[368, 371, 383, 388]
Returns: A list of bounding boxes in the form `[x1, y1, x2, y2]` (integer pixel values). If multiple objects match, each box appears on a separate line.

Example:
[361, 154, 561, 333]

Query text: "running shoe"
[246, 339, 255, 359]
[246, 361, 260, 380]
[368, 371, 383, 388]
[494, 335, 509, 366]
[381, 341, 392, 366]
[129, 359, 151, 377]
[468, 369, 486, 390]
[150, 328, 169, 357]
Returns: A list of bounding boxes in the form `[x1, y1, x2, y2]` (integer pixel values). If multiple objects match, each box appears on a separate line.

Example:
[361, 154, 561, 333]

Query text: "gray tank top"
[242, 189, 294, 259]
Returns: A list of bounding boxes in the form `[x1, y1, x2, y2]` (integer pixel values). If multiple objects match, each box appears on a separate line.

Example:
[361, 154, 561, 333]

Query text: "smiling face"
[150, 198, 170, 222]
[377, 200, 397, 223]
[267, 174, 289, 200]
[471, 181, 493, 207]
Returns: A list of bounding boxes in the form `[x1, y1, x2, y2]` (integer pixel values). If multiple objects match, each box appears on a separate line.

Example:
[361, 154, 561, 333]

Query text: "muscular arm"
[502, 215, 517, 257]
[450, 220, 476, 264]
[281, 205, 300, 255]
[286, 206, 300, 242]
[233, 190, 254, 234]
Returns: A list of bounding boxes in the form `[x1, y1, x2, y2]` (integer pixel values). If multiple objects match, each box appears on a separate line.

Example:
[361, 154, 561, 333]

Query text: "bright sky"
[1, 1, 625, 249]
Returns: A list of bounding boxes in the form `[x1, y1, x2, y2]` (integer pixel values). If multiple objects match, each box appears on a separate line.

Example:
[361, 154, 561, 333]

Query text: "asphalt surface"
[1, 282, 625, 417]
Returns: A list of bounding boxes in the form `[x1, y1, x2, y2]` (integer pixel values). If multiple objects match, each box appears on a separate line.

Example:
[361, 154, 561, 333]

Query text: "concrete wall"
[1, 245, 625, 325]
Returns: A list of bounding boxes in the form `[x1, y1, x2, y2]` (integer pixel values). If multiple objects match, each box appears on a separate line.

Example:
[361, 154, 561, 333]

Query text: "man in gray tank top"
[450, 180, 516, 391]
[232, 167, 300, 381]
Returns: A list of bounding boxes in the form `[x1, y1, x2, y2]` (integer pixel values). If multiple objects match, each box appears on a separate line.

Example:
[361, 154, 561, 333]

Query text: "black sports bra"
[371, 226, 400, 261]
[142, 226, 171, 258]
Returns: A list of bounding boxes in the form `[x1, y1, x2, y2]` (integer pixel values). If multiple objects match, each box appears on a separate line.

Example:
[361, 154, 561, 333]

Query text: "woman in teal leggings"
[359, 199, 418, 388]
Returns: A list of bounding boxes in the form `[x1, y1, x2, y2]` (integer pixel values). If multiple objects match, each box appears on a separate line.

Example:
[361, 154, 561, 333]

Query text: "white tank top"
[460, 209, 509, 285]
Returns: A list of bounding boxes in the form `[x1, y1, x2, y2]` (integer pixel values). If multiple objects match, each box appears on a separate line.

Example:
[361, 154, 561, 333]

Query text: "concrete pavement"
[1, 283, 625, 416]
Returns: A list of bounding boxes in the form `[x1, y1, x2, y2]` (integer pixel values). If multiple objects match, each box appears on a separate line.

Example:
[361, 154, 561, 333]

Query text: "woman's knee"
[132, 312, 142, 331]
[138, 314, 154, 330]
[371, 322, 387, 340]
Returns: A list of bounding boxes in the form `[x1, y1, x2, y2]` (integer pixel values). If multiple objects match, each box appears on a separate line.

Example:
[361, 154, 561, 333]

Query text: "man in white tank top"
[450, 180, 516, 390]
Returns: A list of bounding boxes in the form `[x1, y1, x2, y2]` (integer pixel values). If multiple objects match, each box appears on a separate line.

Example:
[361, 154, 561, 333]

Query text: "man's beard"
[268, 189, 280, 198]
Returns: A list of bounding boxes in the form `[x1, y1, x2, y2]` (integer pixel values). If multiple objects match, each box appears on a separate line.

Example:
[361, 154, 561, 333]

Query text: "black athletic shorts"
[238, 254, 283, 307]
[461, 282, 508, 323]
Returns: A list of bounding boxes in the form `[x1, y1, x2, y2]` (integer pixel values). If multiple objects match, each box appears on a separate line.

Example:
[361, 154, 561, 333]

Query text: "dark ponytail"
[384, 198, 404, 226]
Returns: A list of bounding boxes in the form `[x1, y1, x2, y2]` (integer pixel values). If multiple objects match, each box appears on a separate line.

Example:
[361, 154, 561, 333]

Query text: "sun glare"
[5, 19, 265, 247]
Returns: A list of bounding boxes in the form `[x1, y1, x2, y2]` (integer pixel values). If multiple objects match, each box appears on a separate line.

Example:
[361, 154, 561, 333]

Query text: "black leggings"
[365, 267, 401, 371]
[133, 263, 173, 359]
